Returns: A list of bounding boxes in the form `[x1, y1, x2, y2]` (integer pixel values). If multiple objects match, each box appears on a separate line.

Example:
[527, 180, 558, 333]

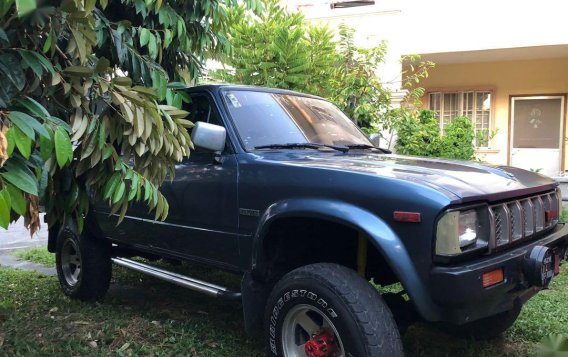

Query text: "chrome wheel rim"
[61, 238, 81, 286]
[281, 304, 344, 357]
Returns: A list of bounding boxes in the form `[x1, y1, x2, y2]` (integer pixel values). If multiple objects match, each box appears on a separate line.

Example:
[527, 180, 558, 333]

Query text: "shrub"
[394, 110, 441, 157]
[394, 110, 476, 160]
[439, 116, 475, 160]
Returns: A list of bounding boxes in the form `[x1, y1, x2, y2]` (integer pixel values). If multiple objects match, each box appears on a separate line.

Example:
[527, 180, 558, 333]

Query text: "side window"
[185, 94, 222, 127]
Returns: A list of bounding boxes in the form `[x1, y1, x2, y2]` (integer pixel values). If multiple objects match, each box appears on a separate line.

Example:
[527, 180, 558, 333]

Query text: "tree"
[214, 0, 335, 94]
[327, 24, 390, 131]
[215, 2, 390, 131]
[0, 0, 261, 234]
[213, 1, 435, 136]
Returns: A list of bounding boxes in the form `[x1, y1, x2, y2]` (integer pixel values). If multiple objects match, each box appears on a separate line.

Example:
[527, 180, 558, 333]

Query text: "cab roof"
[184, 84, 325, 101]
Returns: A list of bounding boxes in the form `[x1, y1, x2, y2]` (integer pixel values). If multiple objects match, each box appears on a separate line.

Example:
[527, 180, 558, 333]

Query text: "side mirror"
[191, 122, 227, 152]
[368, 133, 381, 146]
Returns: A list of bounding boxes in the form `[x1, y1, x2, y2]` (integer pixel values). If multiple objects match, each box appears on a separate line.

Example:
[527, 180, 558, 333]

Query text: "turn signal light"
[482, 268, 504, 288]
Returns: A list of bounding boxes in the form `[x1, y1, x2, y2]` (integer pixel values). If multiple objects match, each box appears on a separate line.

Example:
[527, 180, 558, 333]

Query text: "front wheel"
[55, 226, 111, 301]
[265, 263, 403, 357]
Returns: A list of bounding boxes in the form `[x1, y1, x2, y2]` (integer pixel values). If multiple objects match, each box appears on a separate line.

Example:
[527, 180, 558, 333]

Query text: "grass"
[561, 209, 568, 224]
[2, 248, 567, 356]
[0, 266, 262, 356]
[14, 246, 55, 266]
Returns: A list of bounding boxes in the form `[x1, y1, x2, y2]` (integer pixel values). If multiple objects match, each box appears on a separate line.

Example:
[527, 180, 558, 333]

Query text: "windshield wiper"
[254, 143, 348, 153]
[345, 144, 391, 154]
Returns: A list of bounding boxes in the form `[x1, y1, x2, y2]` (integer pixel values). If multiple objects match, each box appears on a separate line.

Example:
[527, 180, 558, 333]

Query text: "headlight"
[436, 208, 488, 256]
[458, 210, 478, 247]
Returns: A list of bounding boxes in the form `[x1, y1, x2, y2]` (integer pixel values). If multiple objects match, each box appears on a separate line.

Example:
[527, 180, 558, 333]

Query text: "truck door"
[153, 92, 241, 268]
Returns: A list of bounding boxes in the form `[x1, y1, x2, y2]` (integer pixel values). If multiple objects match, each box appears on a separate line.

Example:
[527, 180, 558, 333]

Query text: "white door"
[510, 96, 565, 177]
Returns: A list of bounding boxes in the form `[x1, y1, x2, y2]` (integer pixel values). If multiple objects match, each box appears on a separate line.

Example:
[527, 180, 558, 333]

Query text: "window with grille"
[428, 91, 492, 147]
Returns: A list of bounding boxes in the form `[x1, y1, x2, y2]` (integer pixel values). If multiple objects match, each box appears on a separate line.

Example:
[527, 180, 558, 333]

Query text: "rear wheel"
[56, 226, 111, 301]
[265, 263, 403, 357]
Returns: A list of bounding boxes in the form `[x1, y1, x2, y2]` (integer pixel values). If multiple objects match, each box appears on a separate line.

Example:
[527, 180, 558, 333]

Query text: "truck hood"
[263, 152, 558, 202]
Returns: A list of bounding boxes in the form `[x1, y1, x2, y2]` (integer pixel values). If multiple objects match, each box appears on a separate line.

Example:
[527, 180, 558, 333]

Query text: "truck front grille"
[489, 190, 560, 250]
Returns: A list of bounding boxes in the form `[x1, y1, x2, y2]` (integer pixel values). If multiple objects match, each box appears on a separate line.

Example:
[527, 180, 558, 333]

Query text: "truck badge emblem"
[239, 208, 260, 217]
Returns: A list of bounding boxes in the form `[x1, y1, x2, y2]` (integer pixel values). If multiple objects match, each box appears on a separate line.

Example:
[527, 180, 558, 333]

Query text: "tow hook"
[523, 245, 556, 288]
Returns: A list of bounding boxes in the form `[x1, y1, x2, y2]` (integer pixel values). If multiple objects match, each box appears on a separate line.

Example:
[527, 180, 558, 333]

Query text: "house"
[287, 0, 568, 177]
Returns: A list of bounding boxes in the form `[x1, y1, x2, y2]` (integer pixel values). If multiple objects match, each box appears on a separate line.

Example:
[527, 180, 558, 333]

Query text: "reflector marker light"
[393, 211, 421, 223]
[482, 268, 504, 288]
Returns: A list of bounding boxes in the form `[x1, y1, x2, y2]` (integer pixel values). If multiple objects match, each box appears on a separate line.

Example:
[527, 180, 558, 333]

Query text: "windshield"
[222, 90, 373, 150]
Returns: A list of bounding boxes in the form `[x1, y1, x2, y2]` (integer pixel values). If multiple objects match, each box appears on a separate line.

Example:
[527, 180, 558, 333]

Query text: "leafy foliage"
[439, 116, 475, 160]
[0, 0, 260, 234]
[394, 110, 476, 160]
[327, 25, 390, 131]
[214, 2, 388, 131]
[214, 0, 335, 94]
[214, 0, 433, 137]
[393, 109, 441, 157]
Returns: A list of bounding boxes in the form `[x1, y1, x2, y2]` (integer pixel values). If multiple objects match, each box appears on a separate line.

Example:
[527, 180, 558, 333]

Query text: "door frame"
[508, 94, 567, 172]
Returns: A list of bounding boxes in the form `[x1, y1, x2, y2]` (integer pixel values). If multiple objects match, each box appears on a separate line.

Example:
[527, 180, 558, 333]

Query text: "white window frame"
[428, 90, 493, 148]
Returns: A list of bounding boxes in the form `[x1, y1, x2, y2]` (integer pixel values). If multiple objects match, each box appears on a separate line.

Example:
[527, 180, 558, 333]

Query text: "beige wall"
[418, 57, 568, 169]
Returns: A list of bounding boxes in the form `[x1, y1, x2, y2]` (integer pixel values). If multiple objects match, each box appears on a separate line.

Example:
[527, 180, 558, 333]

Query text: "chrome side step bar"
[111, 257, 241, 300]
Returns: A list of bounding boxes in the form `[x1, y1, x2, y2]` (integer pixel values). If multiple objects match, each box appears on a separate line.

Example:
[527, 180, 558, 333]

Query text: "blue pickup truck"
[49, 85, 568, 356]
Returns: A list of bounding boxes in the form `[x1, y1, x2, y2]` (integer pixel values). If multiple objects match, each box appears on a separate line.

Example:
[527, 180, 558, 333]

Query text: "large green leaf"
[164, 29, 173, 47]
[112, 181, 125, 204]
[15, 0, 36, 17]
[45, 116, 72, 133]
[0, 0, 15, 18]
[31, 51, 56, 76]
[0, 189, 10, 229]
[54, 127, 73, 168]
[6, 184, 26, 216]
[7, 111, 35, 139]
[40, 125, 54, 161]
[128, 174, 140, 200]
[0, 160, 38, 196]
[63, 66, 93, 76]
[5, 127, 15, 156]
[17, 97, 50, 118]
[148, 33, 158, 59]
[19, 50, 44, 78]
[71, 28, 87, 63]
[103, 173, 121, 200]
[14, 111, 49, 139]
[0, 54, 25, 92]
[12, 126, 33, 159]
[140, 28, 151, 46]
[42, 29, 53, 53]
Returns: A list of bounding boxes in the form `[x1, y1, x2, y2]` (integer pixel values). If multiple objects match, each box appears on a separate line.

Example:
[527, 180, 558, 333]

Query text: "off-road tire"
[444, 304, 522, 340]
[265, 263, 403, 356]
[55, 226, 111, 301]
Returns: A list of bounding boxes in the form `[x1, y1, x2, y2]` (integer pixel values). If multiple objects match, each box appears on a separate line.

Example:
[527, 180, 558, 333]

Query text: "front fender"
[252, 198, 441, 321]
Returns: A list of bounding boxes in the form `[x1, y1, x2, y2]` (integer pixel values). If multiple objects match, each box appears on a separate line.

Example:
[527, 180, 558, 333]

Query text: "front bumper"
[429, 223, 568, 325]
